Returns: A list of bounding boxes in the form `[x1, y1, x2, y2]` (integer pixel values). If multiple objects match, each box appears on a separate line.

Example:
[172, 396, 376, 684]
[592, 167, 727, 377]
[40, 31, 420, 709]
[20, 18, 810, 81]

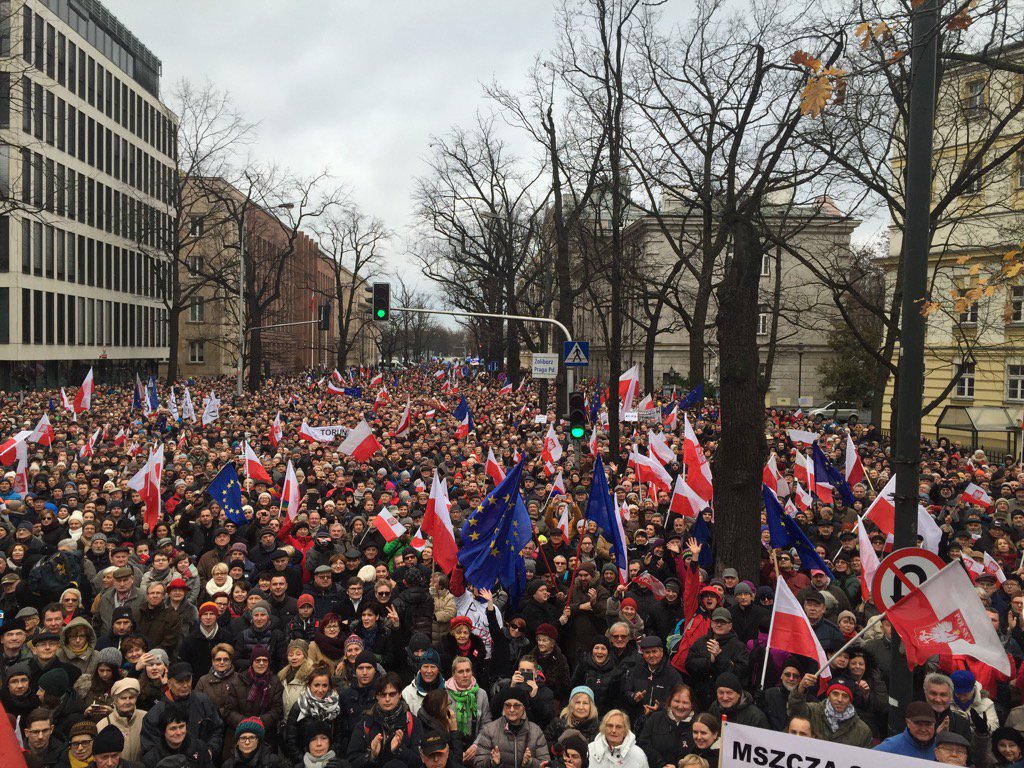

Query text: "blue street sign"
[563, 341, 590, 367]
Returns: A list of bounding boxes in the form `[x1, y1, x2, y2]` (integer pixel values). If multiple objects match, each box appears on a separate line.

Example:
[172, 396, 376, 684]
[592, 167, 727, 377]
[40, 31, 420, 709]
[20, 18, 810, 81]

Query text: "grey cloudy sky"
[104, 1, 571, 276]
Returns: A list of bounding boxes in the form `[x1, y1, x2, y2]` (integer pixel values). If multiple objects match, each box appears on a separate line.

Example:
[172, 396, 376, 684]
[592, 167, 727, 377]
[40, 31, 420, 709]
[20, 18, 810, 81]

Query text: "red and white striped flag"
[423, 470, 457, 574]
[682, 414, 713, 503]
[628, 447, 672, 492]
[793, 450, 810, 486]
[961, 482, 993, 508]
[28, 413, 55, 447]
[589, 424, 599, 457]
[669, 473, 705, 519]
[409, 526, 427, 552]
[113, 428, 127, 447]
[269, 412, 284, 448]
[498, 382, 513, 395]
[767, 576, 831, 682]
[982, 551, 1007, 584]
[369, 371, 384, 388]
[648, 429, 675, 465]
[634, 571, 667, 599]
[281, 460, 301, 519]
[244, 441, 273, 484]
[793, 479, 813, 511]
[618, 364, 640, 417]
[73, 367, 94, 413]
[339, 419, 383, 462]
[864, 474, 896, 533]
[127, 445, 163, 531]
[857, 517, 880, 601]
[391, 398, 412, 438]
[763, 453, 790, 498]
[845, 434, 865, 486]
[80, 428, 100, 458]
[485, 447, 506, 486]
[372, 508, 407, 542]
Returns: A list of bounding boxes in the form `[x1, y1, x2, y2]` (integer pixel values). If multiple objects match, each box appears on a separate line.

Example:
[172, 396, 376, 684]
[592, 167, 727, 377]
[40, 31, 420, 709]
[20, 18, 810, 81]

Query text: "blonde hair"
[211, 562, 229, 576]
[678, 757, 708, 768]
[599, 709, 631, 737]
[560, 691, 598, 725]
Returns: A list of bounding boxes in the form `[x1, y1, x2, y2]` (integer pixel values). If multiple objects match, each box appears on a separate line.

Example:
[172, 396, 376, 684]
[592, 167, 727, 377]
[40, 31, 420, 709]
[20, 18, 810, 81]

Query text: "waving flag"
[845, 434, 865, 486]
[269, 412, 284, 448]
[132, 374, 145, 410]
[767, 577, 832, 682]
[127, 445, 163, 530]
[637, 394, 654, 411]
[542, 424, 563, 464]
[73, 367, 94, 413]
[409, 527, 427, 552]
[244, 441, 273, 484]
[372, 387, 390, 413]
[434, 369, 447, 380]
[60, 387, 75, 418]
[498, 382, 513, 396]
[669, 473, 705, 520]
[373, 509, 407, 542]
[648, 429, 675, 465]
[856, 517, 880, 601]
[29, 413, 54, 447]
[662, 404, 678, 430]
[146, 376, 159, 414]
[299, 420, 335, 443]
[201, 391, 220, 425]
[113, 428, 127, 447]
[424, 470, 457, 574]
[207, 462, 245, 524]
[589, 424, 599, 457]
[485, 447, 506, 486]
[587, 455, 630, 582]
[339, 419, 383, 461]
[679, 383, 704, 409]
[793, 450, 810, 486]
[80, 428, 100, 458]
[369, 371, 384, 387]
[763, 453, 790, 498]
[764, 485, 833, 578]
[961, 482, 993, 508]
[983, 551, 1007, 584]
[618, 364, 640, 418]
[634, 571, 667, 599]
[864, 474, 896, 533]
[810, 444, 835, 504]
[0, 431, 31, 466]
[168, 389, 180, 421]
[682, 414, 713, 502]
[628, 447, 672, 492]
[453, 396, 474, 439]
[326, 379, 346, 395]
[182, 388, 197, 422]
[392, 397, 412, 437]
[281, 460, 301, 518]
[458, 458, 532, 603]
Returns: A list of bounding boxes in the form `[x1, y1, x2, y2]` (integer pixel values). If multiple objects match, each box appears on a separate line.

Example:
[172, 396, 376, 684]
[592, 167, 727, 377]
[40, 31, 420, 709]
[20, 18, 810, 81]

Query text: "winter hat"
[148, 648, 170, 667]
[620, 597, 638, 611]
[251, 600, 271, 617]
[38, 667, 71, 697]
[354, 649, 376, 667]
[569, 686, 595, 704]
[826, 682, 853, 700]
[297, 594, 315, 608]
[306, 719, 333, 744]
[250, 645, 270, 662]
[951, 670, 976, 695]
[344, 634, 365, 651]
[408, 632, 431, 653]
[420, 648, 441, 668]
[558, 730, 590, 766]
[111, 606, 134, 624]
[69, 721, 97, 740]
[450, 616, 473, 631]
[96, 647, 123, 668]
[235, 717, 265, 741]
[198, 602, 219, 617]
[288, 639, 309, 655]
[715, 672, 743, 695]
[93, 724, 125, 754]
[536, 623, 558, 640]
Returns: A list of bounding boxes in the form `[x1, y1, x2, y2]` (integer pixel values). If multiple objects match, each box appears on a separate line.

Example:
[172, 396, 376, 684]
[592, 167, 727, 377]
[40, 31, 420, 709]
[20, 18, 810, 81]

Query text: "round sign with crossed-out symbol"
[871, 547, 946, 611]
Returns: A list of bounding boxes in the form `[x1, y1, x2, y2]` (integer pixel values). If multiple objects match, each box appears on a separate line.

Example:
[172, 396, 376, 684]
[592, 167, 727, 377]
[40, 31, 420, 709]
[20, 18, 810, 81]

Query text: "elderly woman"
[308, 613, 348, 671]
[205, 562, 234, 603]
[280, 639, 314, 716]
[588, 710, 647, 768]
[787, 674, 872, 747]
[473, 687, 550, 768]
[196, 642, 248, 757]
[223, 717, 287, 768]
[545, 685, 600, 746]
[637, 684, 696, 768]
[236, 646, 285, 746]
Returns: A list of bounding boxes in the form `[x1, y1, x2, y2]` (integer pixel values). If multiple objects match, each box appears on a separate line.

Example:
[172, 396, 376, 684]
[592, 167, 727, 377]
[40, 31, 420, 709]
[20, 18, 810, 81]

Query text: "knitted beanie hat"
[235, 717, 265, 742]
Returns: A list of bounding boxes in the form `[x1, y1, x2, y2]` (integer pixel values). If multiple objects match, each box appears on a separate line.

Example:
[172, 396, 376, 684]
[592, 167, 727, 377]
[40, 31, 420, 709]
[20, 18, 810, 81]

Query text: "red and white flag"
[373, 387, 390, 412]
[299, 419, 339, 444]
[663, 405, 678, 430]
[127, 445, 163, 531]
[983, 551, 1007, 584]
[637, 394, 654, 411]
[845, 434, 865, 486]
[793, 480, 813, 511]
[618, 364, 641, 418]
[542, 424, 563, 464]
[434, 399, 450, 415]
[682, 414, 713, 502]
[0, 431, 31, 466]
[80, 428, 100, 458]
[550, 470, 566, 498]
[864, 474, 897, 533]
[423, 470, 457, 574]
[424, 409, 436, 419]
[793, 450, 810, 486]
[961, 482, 993, 508]
[326, 380, 346, 395]
[857, 517, 880, 601]
[887, 561, 1011, 675]
[434, 369, 447, 380]
[60, 387, 75, 418]
[113, 428, 127, 447]
[628, 447, 672, 492]
[589, 424, 599, 457]
[281, 460, 301, 519]
[961, 554, 985, 582]
[73, 367, 94, 413]
[339, 419, 383, 462]
[669, 473, 705, 519]
[498, 382, 513, 396]
[517, 377, 527, 392]
[176, 432, 187, 451]
[485, 447, 506, 486]
[372, 509, 407, 542]
[28, 414, 54, 447]
[391, 398, 412, 438]
[648, 429, 675, 465]
[634, 571, 668, 599]
[409, 527, 427, 552]
[244, 441, 273, 484]
[767, 577, 832, 682]
[269, 412, 284, 448]
[763, 453, 790, 498]
[369, 371, 384, 388]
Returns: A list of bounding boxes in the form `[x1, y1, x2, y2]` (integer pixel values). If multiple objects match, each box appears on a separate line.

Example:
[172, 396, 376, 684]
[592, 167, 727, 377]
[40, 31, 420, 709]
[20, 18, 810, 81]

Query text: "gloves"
[968, 707, 989, 735]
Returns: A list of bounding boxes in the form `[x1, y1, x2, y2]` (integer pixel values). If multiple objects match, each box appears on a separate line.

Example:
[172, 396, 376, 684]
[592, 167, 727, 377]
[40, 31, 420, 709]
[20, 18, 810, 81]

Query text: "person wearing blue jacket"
[874, 701, 936, 759]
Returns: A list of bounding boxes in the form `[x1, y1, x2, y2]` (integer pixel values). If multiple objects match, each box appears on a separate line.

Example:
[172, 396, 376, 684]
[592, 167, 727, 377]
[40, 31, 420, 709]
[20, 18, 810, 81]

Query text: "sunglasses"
[377, 591, 391, 597]
[510, 622, 526, 631]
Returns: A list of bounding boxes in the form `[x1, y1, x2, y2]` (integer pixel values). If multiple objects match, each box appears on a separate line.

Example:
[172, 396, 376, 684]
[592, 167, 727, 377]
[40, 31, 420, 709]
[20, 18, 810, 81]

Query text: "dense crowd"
[0, 368, 1021, 768]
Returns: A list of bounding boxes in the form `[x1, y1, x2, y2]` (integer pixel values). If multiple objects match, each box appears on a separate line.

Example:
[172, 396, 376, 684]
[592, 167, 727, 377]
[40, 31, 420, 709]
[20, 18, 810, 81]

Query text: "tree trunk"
[713, 218, 768, 578]
[247, 320, 263, 391]
[644, 296, 665, 394]
[165, 306, 182, 384]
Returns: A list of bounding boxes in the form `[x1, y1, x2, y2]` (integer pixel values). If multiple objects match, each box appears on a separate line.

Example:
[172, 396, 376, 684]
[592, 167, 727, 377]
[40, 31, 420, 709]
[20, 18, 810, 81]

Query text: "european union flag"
[812, 443, 855, 507]
[459, 457, 532, 606]
[763, 485, 833, 578]
[207, 463, 245, 524]
[146, 376, 160, 412]
[585, 455, 630, 582]
[343, 387, 362, 398]
[680, 383, 704, 409]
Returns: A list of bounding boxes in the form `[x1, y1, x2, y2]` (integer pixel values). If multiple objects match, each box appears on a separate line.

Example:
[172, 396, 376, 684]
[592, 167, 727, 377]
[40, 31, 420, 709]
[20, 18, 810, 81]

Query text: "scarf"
[822, 700, 857, 733]
[372, 702, 409, 737]
[211, 666, 234, 680]
[200, 623, 219, 640]
[244, 666, 274, 711]
[314, 629, 348, 661]
[413, 671, 441, 695]
[304, 750, 337, 768]
[445, 677, 479, 737]
[297, 686, 341, 722]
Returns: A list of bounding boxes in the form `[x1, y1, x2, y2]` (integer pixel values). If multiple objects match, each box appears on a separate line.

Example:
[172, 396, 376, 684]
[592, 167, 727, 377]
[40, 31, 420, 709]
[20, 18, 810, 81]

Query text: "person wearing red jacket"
[670, 538, 722, 674]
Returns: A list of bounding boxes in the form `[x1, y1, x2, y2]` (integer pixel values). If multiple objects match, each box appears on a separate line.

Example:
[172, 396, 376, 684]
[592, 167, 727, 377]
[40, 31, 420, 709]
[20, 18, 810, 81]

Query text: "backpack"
[29, 551, 82, 601]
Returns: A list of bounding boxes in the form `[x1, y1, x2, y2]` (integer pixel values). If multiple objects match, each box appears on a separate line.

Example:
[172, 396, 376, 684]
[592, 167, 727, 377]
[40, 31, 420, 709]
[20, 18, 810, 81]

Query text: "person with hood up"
[472, 687, 550, 768]
[570, 636, 623, 713]
[587, 710, 648, 768]
[707, 673, 768, 728]
[787, 674, 873, 747]
[669, 539, 720, 673]
[403, 647, 444, 716]
[346, 671, 424, 768]
[58, 616, 99, 676]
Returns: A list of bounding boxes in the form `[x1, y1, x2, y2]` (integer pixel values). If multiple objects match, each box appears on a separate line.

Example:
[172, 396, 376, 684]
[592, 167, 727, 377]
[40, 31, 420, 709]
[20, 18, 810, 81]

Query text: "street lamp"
[796, 343, 806, 402]
[237, 201, 296, 397]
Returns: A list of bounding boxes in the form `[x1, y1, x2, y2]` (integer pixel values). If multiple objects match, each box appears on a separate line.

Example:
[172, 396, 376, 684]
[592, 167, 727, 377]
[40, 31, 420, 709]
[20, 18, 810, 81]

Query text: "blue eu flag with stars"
[459, 457, 532, 606]
[207, 463, 245, 524]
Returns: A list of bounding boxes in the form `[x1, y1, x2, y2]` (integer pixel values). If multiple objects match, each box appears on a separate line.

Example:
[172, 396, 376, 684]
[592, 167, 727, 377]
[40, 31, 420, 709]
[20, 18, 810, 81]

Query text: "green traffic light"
[376, 309, 387, 319]
[570, 426, 586, 439]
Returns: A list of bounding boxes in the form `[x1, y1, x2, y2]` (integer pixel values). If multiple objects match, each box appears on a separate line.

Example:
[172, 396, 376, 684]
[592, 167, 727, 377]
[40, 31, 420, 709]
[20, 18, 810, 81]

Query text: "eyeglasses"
[237, 735, 259, 742]
[503, 702, 524, 709]
[379, 690, 400, 698]
[377, 591, 391, 597]
[510, 622, 525, 631]
[71, 739, 94, 748]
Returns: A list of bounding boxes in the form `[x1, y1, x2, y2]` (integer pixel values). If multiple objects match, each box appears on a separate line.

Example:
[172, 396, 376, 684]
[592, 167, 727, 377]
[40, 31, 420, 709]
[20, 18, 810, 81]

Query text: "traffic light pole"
[392, 305, 576, 414]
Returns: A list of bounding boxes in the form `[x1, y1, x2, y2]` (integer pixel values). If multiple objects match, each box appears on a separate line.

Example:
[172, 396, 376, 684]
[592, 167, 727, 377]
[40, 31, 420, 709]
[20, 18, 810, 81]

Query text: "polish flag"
[634, 571, 667, 599]
[373, 387, 390, 412]
[392, 398, 412, 437]
[982, 551, 1007, 584]
[369, 371, 384, 388]
[409, 527, 427, 552]
[682, 414, 713, 502]
[80, 428, 100, 458]
[434, 369, 447, 380]
[308, 376, 325, 392]
[435, 399, 450, 415]
[793, 407, 803, 418]
[60, 387, 75, 418]
[793, 480, 813, 511]
[269, 412, 284, 448]
[127, 445, 164, 531]
[767, 577, 832, 681]
[73, 367, 94, 413]
[857, 518, 880, 601]
[514, 449, 521, 463]
[669, 474, 705, 519]
[887, 561, 1010, 675]
[498, 382, 513, 396]
[281, 460, 301, 518]
[0, 431, 31, 466]
[550, 470, 566, 498]
[424, 409, 436, 419]
[28, 413, 54, 447]
[809, 446, 834, 504]
[961, 482, 993, 508]
[542, 424, 563, 464]
[113, 428, 127, 447]
[618, 364, 641, 417]
[663, 405, 678, 430]
[648, 429, 675, 465]
[763, 454, 790, 497]
[637, 394, 654, 411]
[326, 380, 345, 395]
[332, 369, 344, 383]
[845, 434, 865, 486]
[556, 501, 571, 539]
[864, 474, 897, 533]
[423, 470, 457, 574]
[589, 424, 599, 457]
[517, 377, 527, 392]
[372, 508, 407, 542]
[101, 424, 109, 442]
[244, 441, 273, 484]
[793, 450, 810, 486]
[961, 554, 985, 583]
[339, 419, 383, 462]
[299, 419, 334, 444]
[485, 447, 506, 486]
[628, 447, 672, 492]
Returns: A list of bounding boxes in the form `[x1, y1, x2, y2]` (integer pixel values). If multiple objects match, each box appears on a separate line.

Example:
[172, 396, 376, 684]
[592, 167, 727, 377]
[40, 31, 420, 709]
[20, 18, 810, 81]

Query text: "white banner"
[787, 429, 820, 445]
[307, 424, 350, 441]
[722, 721, 935, 768]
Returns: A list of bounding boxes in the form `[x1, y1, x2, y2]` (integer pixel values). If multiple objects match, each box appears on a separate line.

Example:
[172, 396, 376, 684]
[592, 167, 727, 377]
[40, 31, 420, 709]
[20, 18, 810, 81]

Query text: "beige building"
[576, 194, 859, 408]
[0, 0, 177, 389]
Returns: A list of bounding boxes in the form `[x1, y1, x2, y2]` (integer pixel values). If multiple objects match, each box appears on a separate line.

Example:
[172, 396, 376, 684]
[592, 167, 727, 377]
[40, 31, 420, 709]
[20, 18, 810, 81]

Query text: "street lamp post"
[796, 343, 805, 401]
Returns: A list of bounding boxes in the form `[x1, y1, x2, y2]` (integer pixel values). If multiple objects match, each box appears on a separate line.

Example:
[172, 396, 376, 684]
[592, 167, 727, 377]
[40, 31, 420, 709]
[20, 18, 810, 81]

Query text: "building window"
[1018, 152, 1024, 190]
[761, 254, 771, 277]
[962, 165, 983, 196]
[188, 296, 204, 323]
[189, 216, 204, 236]
[957, 287, 979, 325]
[1009, 365, 1024, 401]
[189, 341, 204, 364]
[1011, 286, 1024, 324]
[955, 361, 975, 399]
[965, 79, 985, 116]
[757, 307, 769, 336]
[188, 254, 202, 276]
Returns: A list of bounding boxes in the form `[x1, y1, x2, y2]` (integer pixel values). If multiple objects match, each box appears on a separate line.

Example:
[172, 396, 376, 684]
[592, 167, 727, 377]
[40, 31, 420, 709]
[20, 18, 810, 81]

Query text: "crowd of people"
[0, 367, 1021, 768]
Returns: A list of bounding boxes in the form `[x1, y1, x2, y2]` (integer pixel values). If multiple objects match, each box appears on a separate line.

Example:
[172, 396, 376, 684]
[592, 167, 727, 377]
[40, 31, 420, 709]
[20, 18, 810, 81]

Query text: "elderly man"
[788, 674, 872, 747]
[96, 677, 147, 762]
[133, 582, 180, 656]
[140, 662, 223, 760]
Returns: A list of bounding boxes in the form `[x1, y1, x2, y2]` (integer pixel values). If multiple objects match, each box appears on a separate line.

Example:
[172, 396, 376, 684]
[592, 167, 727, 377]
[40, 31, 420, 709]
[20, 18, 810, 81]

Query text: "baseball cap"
[905, 701, 935, 723]
[419, 732, 449, 754]
[711, 608, 732, 622]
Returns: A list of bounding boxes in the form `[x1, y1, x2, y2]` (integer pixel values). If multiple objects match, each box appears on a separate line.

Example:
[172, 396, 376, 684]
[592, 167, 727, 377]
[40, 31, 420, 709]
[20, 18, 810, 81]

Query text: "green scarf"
[446, 679, 479, 736]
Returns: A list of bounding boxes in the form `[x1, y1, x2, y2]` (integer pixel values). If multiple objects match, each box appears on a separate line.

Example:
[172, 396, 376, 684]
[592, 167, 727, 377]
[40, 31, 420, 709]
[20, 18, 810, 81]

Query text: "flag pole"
[813, 614, 885, 677]
[760, 549, 783, 689]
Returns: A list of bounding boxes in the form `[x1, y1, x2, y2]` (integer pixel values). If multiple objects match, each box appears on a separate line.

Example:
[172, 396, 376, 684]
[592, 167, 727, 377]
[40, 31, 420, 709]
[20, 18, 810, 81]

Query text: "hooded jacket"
[57, 616, 98, 675]
[588, 730, 648, 768]
[669, 558, 719, 673]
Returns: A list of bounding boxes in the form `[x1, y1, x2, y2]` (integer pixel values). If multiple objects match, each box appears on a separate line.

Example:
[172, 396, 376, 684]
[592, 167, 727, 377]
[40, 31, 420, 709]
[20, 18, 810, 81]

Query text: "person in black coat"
[346, 672, 423, 768]
[436, 618, 490, 691]
[761, 658, 809, 731]
[646, 579, 684, 642]
[235, 602, 285, 670]
[637, 684, 698, 768]
[623, 637, 682, 727]
[518, 580, 561, 634]
[140, 663, 224, 761]
[728, 584, 770, 645]
[178, 603, 234, 679]
[569, 637, 625, 713]
[141, 704, 215, 768]
[684, 608, 749, 706]
[282, 666, 351, 763]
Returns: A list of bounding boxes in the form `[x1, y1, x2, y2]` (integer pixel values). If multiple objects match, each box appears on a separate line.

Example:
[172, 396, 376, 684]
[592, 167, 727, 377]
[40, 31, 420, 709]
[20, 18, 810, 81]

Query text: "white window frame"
[761, 253, 771, 277]
[188, 254, 202, 277]
[955, 361, 975, 399]
[1008, 363, 1024, 402]
[188, 216, 204, 236]
[757, 310, 769, 336]
[188, 340, 204, 364]
[963, 166, 983, 196]
[188, 296, 204, 323]
[1017, 152, 1024, 190]
[1011, 286, 1024, 324]
[965, 79, 985, 115]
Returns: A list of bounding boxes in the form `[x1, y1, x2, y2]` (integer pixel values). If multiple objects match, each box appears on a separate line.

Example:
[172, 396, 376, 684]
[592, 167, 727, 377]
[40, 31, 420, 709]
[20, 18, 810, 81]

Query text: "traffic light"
[317, 303, 331, 331]
[568, 391, 587, 440]
[372, 283, 390, 322]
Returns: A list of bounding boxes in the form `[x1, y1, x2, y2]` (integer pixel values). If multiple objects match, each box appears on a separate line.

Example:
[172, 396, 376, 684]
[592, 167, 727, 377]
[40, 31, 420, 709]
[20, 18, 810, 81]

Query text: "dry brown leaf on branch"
[790, 50, 822, 72]
[956, 254, 973, 265]
[968, 263, 982, 275]
[911, 0, 926, 8]
[985, 285, 996, 297]
[873, 21, 892, 40]
[800, 75, 833, 117]
[855, 22, 872, 48]
[886, 50, 907, 65]
[920, 300, 941, 317]
[947, 9, 973, 30]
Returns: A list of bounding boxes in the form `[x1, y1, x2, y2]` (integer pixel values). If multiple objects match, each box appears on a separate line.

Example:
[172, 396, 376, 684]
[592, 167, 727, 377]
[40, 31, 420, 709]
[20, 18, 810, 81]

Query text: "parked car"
[808, 401, 869, 424]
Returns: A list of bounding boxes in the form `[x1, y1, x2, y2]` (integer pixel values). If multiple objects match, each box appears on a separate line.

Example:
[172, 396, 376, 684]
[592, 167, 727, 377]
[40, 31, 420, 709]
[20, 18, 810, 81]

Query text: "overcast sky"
[103, 1, 574, 280]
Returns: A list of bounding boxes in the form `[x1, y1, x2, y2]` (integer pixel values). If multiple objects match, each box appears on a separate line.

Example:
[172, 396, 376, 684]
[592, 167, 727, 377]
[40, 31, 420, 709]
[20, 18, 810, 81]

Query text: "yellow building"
[882, 50, 1024, 454]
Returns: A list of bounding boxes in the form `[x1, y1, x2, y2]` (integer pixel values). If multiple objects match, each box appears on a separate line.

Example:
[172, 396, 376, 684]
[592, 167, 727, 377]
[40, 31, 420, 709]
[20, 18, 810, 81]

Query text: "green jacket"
[788, 687, 873, 748]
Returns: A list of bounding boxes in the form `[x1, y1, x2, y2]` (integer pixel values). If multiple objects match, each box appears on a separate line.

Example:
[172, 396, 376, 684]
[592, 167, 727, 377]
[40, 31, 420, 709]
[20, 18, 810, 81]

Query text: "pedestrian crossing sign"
[563, 341, 590, 367]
